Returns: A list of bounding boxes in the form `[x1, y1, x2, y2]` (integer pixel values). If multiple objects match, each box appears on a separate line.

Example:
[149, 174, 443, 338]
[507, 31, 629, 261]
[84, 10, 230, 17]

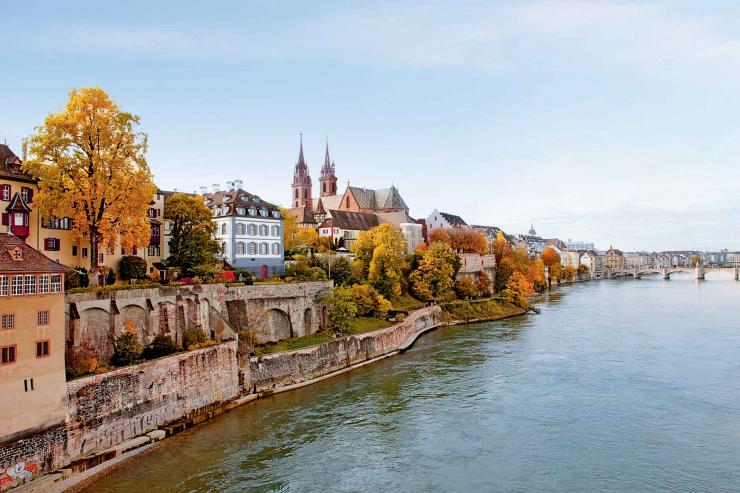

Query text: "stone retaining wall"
[0, 425, 67, 491]
[249, 306, 441, 392]
[65, 341, 239, 458]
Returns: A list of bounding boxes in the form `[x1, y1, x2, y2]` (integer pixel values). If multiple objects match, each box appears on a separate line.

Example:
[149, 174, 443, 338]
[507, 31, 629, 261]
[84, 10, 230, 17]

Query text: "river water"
[85, 276, 740, 492]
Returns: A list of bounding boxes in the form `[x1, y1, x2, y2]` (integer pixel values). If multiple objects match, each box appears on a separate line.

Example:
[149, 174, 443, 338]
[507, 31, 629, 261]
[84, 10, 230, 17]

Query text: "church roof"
[323, 210, 379, 231]
[347, 185, 408, 211]
[376, 211, 416, 228]
[315, 194, 343, 213]
[288, 206, 317, 225]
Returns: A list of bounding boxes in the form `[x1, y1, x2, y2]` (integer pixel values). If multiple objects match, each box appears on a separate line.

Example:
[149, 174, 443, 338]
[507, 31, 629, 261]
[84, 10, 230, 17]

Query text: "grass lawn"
[256, 317, 393, 355]
[392, 294, 426, 311]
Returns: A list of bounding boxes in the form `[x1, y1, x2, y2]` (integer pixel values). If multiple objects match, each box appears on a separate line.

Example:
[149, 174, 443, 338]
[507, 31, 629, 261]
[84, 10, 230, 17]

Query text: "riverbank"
[26, 301, 528, 493]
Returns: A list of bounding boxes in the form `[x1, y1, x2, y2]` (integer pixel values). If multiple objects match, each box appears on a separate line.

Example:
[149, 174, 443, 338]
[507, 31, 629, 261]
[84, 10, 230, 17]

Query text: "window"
[24, 378, 34, 392]
[148, 245, 160, 256]
[1, 314, 14, 330]
[248, 208, 256, 216]
[0, 184, 9, 201]
[295, 189, 298, 199]
[259, 224, 268, 236]
[20, 187, 33, 203]
[248, 242, 256, 255]
[272, 243, 280, 255]
[98, 253, 104, 264]
[37, 310, 49, 326]
[346, 197, 350, 208]
[221, 242, 228, 255]
[260, 209, 268, 217]
[271, 225, 280, 237]
[237, 242, 245, 255]
[247, 224, 257, 235]
[259, 242, 268, 255]
[39, 274, 50, 294]
[42, 217, 71, 230]
[1, 345, 16, 365]
[72, 246, 78, 256]
[272, 210, 280, 219]
[50, 274, 62, 293]
[0, 276, 7, 296]
[82, 248, 88, 258]
[44, 238, 60, 251]
[221, 223, 227, 235]
[11, 275, 23, 295]
[151, 223, 160, 237]
[237, 223, 246, 235]
[36, 340, 50, 358]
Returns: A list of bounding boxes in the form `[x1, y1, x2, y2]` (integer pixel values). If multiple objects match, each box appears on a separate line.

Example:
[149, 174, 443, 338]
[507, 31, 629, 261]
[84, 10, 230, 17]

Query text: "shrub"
[285, 262, 328, 282]
[65, 267, 89, 290]
[321, 288, 358, 333]
[141, 334, 177, 359]
[190, 264, 223, 283]
[65, 340, 100, 378]
[110, 332, 142, 366]
[119, 255, 148, 281]
[475, 271, 492, 297]
[232, 269, 254, 285]
[454, 278, 479, 300]
[105, 268, 117, 286]
[183, 327, 207, 350]
[344, 284, 392, 317]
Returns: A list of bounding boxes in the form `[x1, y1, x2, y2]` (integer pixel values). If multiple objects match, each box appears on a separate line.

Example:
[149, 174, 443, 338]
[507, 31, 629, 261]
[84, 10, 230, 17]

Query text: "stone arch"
[304, 307, 312, 334]
[321, 305, 329, 329]
[200, 298, 212, 336]
[79, 307, 113, 360]
[120, 304, 148, 344]
[185, 298, 198, 328]
[255, 308, 292, 343]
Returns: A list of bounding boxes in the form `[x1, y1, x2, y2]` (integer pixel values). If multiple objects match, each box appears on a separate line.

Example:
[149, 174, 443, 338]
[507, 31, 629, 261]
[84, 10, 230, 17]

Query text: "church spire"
[292, 133, 313, 209]
[319, 137, 338, 197]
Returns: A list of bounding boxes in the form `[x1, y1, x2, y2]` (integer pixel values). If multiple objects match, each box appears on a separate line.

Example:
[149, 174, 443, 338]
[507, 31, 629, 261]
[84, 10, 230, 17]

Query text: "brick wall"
[0, 425, 67, 491]
[65, 341, 239, 458]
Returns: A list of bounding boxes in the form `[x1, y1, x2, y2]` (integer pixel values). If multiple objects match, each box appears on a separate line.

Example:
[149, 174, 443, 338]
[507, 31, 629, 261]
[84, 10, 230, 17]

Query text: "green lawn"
[256, 317, 392, 355]
[392, 294, 426, 311]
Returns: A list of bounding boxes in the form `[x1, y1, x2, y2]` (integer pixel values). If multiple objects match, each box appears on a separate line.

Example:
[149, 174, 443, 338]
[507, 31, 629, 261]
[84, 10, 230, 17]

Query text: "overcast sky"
[3, 1, 740, 251]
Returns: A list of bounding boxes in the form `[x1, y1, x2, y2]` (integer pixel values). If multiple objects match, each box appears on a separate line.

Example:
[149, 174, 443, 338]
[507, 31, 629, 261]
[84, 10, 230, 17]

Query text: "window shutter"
[1, 213, 7, 226]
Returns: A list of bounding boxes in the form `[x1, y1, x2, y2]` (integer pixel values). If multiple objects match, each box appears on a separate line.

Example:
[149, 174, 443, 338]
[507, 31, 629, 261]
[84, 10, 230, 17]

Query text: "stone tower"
[319, 139, 337, 197]
[291, 134, 313, 209]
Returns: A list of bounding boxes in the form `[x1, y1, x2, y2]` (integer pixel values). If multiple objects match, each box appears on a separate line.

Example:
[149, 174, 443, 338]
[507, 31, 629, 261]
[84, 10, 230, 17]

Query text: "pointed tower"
[291, 134, 313, 209]
[319, 138, 337, 197]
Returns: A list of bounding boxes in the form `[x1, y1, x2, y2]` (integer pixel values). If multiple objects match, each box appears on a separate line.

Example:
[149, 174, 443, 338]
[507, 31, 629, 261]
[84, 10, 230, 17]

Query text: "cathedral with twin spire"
[291, 134, 337, 210]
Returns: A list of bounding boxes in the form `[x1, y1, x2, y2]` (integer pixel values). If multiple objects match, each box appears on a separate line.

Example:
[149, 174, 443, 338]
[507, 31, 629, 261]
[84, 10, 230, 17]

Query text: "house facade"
[1, 144, 165, 279]
[427, 210, 468, 230]
[204, 184, 284, 278]
[604, 247, 625, 270]
[0, 235, 67, 439]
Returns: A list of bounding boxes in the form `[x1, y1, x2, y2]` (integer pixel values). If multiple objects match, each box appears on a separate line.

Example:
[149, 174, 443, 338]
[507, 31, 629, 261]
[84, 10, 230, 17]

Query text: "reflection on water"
[85, 278, 740, 492]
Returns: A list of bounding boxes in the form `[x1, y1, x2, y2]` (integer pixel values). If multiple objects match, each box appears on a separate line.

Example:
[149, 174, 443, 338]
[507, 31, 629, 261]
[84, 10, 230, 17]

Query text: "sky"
[3, 0, 740, 251]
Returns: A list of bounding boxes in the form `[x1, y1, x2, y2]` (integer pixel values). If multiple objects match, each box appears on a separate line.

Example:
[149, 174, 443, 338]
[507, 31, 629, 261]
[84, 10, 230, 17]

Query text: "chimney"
[212, 184, 220, 193]
[199, 186, 208, 195]
[234, 179, 243, 190]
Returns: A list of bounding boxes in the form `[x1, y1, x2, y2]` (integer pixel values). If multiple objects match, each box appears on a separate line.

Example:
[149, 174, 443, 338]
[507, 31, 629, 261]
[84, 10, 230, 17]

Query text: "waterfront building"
[456, 253, 497, 283]
[566, 239, 595, 250]
[0, 234, 67, 438]
[204, 183, 284, 278]
[517, 224, 546, 257]
[470, 225, 518, 250]
[1, 144, 165, 279]
[318, 210, 379, 250]
[580, 250, 604, 278]
[604, 247, 625, 270]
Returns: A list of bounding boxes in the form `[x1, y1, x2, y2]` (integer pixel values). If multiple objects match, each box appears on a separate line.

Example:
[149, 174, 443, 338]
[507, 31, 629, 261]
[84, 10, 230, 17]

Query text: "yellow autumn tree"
[280, 206, 298, 250]
[352, 224, 408, 299]
[23, 87, 155, 281]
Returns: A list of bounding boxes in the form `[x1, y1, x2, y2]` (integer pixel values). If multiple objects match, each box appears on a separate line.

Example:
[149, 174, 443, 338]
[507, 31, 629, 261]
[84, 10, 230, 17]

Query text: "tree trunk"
[88, 231, 100, 286]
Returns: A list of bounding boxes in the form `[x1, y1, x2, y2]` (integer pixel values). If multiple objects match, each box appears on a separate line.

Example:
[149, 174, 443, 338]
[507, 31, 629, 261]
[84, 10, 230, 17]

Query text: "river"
[84, 275, 740, 492]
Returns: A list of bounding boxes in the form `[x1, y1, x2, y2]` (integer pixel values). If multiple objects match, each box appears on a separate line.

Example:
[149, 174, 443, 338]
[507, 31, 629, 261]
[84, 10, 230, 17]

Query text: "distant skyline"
[3, 0, 740, 251]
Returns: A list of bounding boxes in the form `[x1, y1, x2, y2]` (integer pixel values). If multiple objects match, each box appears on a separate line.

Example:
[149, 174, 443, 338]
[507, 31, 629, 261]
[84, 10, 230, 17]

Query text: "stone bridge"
[606, 266, 740, 280]
[66, 281, 332, 362]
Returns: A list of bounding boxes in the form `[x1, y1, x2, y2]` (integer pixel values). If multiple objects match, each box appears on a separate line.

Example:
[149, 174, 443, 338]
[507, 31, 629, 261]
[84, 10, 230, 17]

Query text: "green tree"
[141, 334, 177, 359]
[110, 331, 142, 366]
[166, 193, 220, 276]
[119, 255, 147, 281]
[321, 288, 358, 333]
[408, 242, 456, 300]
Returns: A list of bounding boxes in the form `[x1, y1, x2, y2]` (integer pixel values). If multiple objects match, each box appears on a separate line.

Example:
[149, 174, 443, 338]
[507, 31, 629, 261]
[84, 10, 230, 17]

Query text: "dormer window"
[248, 208, 256, 216]
[254, 197, 260, 204]
[259, 208, 268, 217]
[237, 207, 245, 215]
[272, 210, 280, 219]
